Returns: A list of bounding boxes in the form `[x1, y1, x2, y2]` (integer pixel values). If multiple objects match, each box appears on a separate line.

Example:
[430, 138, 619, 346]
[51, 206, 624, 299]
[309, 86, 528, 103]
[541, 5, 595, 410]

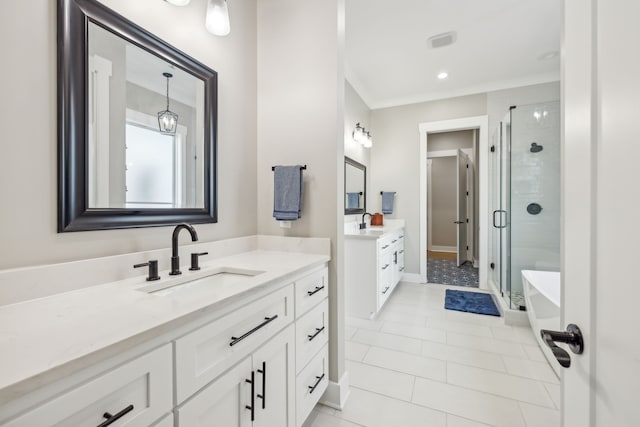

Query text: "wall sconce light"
[206, 0, 231, 36]
[158, 72, 179, 134]
[353, 123, 373, 148]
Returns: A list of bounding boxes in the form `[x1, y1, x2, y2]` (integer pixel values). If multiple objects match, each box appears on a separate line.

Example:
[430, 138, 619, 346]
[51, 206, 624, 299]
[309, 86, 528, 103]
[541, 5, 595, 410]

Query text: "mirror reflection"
[87, 22, 205, 209]
[345, 157, 366, 214]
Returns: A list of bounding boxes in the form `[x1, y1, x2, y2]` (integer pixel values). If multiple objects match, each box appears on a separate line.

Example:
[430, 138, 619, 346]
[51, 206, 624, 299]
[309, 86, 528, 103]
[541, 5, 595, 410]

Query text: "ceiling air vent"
[428, 31, 457, 49]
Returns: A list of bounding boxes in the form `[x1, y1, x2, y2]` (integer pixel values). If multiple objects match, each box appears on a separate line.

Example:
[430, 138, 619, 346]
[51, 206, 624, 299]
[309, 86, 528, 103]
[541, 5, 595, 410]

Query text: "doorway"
[418, 116, 489, 288]
[426, 130, 478, 287]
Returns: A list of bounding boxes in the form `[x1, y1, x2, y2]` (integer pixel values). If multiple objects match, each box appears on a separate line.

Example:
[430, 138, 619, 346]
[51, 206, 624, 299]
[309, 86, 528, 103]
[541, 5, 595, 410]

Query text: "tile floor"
[303, 282, 560, 427]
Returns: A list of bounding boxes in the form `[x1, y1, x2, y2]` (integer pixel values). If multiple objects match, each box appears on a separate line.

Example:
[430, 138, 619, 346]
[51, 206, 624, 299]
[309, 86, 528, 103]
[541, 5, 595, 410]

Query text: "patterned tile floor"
[303, 282, 561, 427]
[427, 257, 479, 288]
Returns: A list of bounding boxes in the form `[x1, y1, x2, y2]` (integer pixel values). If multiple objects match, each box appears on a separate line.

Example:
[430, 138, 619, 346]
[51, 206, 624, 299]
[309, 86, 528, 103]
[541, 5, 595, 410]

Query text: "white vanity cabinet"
[0, 262, 330, 427]
[345, 227, 405, 319]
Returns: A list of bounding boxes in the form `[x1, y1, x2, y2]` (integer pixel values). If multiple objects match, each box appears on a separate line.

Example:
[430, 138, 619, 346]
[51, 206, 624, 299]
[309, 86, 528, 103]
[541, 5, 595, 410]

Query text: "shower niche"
[488, 102, 561, 310]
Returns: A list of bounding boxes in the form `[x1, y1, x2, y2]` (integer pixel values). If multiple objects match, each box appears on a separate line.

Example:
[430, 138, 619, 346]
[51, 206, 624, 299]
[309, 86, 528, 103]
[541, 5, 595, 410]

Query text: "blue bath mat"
[444, 290, 501, 317]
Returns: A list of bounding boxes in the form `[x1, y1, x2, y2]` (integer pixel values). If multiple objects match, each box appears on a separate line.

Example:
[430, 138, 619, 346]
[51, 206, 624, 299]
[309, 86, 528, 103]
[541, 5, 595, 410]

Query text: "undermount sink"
[137, 267, 265, 296]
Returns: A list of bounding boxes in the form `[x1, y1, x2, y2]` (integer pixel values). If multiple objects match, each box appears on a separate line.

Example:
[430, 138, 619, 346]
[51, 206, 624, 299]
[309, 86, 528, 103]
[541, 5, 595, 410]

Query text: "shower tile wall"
[509, 102, 561, 304]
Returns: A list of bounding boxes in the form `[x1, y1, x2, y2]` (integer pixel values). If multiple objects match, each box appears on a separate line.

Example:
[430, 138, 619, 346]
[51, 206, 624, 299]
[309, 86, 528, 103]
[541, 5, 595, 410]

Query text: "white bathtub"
[521, 270, 561, 377]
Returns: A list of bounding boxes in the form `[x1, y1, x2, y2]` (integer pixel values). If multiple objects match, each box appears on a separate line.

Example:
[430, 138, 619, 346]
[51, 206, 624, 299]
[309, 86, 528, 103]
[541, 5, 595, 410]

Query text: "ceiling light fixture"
[437, 72, 449, 80]
[158, 72, 179, 134]
[206, 0, 231, 36]
[164, 0, 191, 5]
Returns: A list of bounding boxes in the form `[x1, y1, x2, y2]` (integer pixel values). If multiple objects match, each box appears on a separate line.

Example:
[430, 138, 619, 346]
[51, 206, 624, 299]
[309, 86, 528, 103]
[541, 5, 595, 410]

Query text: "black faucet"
[169, 223, 199, 275]
[360, 212, 372, 229]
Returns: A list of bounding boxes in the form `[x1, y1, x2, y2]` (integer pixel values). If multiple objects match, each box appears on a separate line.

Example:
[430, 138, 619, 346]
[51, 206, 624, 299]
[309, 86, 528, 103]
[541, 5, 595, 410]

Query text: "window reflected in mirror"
[87, 22, 205, 209]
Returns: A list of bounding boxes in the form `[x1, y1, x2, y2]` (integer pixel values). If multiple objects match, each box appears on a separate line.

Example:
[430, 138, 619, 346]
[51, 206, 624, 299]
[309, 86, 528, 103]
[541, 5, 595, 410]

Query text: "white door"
[456, 149, 468, 266]
[177, 357, 253, 426]
[562, 1, 640, 426]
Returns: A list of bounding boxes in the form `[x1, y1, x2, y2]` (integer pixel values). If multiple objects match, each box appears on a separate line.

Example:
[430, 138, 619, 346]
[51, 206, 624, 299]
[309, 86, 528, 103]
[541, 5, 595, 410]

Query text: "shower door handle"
[492, 210, 507, 229]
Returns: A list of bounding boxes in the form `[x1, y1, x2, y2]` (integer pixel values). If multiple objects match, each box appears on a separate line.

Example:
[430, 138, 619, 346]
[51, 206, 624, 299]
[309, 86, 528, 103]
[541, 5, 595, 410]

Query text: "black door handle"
[540, 324, 584, 368]
[453, 221, 464, 224]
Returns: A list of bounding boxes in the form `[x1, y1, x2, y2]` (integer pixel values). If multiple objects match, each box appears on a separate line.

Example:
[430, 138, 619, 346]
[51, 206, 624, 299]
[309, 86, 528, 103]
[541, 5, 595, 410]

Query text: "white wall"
[256, 0, 346, 389]
[0, 0, 258, 269]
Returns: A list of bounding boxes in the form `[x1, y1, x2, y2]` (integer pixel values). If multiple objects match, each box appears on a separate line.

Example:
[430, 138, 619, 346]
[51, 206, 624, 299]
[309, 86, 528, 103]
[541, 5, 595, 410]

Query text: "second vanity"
[344, 220, 405, 319]
[0, 235, 330, 427]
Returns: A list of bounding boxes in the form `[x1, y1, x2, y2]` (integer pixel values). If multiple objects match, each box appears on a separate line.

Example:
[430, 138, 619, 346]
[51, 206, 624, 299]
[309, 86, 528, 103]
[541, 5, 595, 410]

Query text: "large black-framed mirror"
[345, 157, 366, 215]
[58, 0, 217, 232]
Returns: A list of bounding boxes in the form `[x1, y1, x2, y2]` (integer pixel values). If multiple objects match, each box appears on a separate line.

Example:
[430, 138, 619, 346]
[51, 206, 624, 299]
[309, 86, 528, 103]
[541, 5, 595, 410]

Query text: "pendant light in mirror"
[206, 0, 230, 36]
[157, 72, 179, 134]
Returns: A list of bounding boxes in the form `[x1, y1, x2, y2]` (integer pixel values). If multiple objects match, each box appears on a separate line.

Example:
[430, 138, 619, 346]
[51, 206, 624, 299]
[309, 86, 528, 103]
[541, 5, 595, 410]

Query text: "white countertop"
[344, 222, 405, 240]
[0, 249, 329, 403]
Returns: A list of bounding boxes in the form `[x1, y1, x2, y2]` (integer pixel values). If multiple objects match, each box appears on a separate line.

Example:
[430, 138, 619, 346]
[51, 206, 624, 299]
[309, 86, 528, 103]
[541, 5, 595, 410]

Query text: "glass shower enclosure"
[489, 101, 561, 310]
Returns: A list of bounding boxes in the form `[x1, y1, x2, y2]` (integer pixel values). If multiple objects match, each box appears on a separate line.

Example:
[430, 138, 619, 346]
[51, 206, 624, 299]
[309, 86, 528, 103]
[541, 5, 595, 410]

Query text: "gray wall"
[256, 0, 346, 386]
[344, 80, 371, 221]
[370, 94, 487, 275]
[430, 157, 457, 247]
[0, 0, 258, 269]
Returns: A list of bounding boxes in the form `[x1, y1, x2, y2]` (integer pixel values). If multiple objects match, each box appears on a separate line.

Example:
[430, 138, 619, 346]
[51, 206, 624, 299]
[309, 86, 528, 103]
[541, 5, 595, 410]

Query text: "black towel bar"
[380, 191, 396, 195]
[272, 165, 307, 171]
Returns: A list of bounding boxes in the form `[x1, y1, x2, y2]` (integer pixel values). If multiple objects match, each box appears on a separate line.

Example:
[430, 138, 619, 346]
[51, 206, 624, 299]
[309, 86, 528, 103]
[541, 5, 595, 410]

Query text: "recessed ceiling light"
[538, 51, 559, 61]
[437, 72, 449, 80]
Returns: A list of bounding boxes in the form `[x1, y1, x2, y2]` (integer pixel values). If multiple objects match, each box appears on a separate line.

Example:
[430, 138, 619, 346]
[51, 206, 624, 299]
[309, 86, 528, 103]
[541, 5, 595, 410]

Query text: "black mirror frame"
[58, 0, 218, 232]
[344, 156, 366, 215]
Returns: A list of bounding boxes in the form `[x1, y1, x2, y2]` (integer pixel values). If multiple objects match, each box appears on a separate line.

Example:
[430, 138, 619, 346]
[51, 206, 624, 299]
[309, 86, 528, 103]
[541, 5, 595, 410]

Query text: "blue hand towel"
[347, 192, 360, 209]
[273, 166, 303, 220]
[381, 191, 395, 214]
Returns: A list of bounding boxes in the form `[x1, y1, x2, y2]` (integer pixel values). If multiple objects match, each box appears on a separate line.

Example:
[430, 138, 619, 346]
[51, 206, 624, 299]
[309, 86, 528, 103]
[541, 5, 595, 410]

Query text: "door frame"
[418, 116, 489, 287]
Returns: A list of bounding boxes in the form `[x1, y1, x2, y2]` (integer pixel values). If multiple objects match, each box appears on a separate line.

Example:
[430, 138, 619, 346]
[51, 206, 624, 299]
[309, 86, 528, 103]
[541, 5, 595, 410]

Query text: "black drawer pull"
[257, 361, 266, 409]
[230, 315, 278, 346]
[392, 239, 397, 243]
[382, 264, 390, 270]
[308, 326, 325, 341]
[382, 286, 390, 294]
[382, 244, 390, 249]
[245, 371, 255, 421]
[97, 405, 134, 427]
[308, 373, 325, 394]
[399, 235, 404, 239]
[400, 267, 405, 272]
[399, 250, 404, 254]
[307, 285, 325, 296]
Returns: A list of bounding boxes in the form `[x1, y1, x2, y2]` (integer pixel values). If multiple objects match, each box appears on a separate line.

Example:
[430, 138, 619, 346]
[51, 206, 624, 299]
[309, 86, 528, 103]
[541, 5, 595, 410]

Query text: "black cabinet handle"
[392, 239, 397, 243]
[257, 361, 266, 409]
[245, 371, 255, 421]
[307, 326, 325, 341]
[382, 264, 390, 270]
[382, 286, 390, 294]
[230, 315, 278, 346]
[382, 244, 390, 249]
[97, 405, 134, 427]
[399, 235, 404, 239]
[307, 285, 325, 296]
[394, 251, 398, 264]
[308, 373, 325, 394]
[540, 324, 584, 368]
[399, 250, 404, 254]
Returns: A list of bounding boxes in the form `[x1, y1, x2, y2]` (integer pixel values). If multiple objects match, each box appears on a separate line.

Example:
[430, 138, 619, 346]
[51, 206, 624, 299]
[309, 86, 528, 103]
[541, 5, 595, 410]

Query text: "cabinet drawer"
[295, 298, 328, 372]
[295, 268, 328, 318]
[5, 345, 172, 427]
[295, 345, 328, 427]
[175, 284, 294, 403]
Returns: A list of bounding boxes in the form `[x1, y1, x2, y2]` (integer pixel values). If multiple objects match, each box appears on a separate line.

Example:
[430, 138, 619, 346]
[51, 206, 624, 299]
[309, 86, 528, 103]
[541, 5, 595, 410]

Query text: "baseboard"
[319, 371, 350, 410]
[401, 273, 424, 283]
[430, 245, 456, 253]
[473, 258, 479, 268]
